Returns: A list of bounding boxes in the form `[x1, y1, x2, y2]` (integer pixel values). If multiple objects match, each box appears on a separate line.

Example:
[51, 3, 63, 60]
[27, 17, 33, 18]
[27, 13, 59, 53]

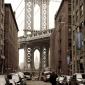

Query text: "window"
[73, 30, 75, 40]
[76, 27, 83, 49]
[58, 16, 62, 22]
[76, 0, 78, 5]
[2, 0, 4, 8]
[1, 14, 4, 24]
[80, 4, 83, 17]
[76, 11, 78, 22]
[72, 0, 74, 10]
[72, 15, 75, 24]
[68, 15, 71, 24]
[68, 4, 71, 11]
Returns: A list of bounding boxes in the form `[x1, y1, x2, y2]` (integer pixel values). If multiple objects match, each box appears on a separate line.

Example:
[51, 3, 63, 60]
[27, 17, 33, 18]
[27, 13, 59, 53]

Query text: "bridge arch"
[34, 49, 40, 70]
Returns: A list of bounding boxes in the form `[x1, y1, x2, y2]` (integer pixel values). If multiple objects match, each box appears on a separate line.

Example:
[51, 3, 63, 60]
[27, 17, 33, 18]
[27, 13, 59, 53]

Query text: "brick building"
[50, 0, 72, 75]
[71, 0, 85, 73]
[4, 4, 19, 73]
[0, 0, 5, 74]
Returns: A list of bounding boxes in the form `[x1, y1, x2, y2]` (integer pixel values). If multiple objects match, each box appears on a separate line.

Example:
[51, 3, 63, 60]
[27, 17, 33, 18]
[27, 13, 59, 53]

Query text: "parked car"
[42, 71, 51, 82]
[17, 72, 24, 79]
[56, 76, 65, 85]
[7, 73, 22, 85]
[0, 75, 10, 85]
[17, 72, 26, 85]
[32, 75, 39, 80]
[23, 72, 32, 80]
[56, 75, 71, 85]
[69, 73, 85, 85]
[7, 74, 16, 85]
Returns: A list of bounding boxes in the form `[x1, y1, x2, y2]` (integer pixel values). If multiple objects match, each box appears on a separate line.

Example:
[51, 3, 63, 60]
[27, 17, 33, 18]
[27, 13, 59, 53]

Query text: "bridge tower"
[23, 0, 49, 72]
[24, 0, 49, 36]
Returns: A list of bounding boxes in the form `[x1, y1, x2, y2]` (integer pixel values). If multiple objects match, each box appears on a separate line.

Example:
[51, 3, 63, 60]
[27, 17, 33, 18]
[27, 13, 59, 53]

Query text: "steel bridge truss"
[24, 0, 49, 36]
[23, 0, 49, 71]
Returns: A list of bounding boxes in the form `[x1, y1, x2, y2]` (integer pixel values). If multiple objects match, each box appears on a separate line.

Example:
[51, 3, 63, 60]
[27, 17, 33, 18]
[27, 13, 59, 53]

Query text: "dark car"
[23, 72, 32, 80]
[41, 71, 51, 82]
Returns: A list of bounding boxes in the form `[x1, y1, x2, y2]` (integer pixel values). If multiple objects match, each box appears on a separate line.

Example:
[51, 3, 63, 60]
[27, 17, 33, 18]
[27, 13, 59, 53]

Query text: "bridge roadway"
[18, 29, 53, 48]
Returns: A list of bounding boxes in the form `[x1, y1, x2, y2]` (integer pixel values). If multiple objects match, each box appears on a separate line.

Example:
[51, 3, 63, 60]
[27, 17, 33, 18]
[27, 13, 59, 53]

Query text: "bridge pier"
[23, 44, 50, 73]
[24, 45, 28, 71]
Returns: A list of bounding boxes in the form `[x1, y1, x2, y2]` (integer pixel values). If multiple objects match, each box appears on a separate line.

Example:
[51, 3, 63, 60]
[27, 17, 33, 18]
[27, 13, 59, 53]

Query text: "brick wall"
[4, 4, 19, 73]
[50, 0, 71, 75]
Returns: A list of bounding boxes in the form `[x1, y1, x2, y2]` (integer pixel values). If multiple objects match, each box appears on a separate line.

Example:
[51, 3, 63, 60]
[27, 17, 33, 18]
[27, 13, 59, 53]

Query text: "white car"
[7, 73, 21, 85]
[0, 75, 7, 85]
[17, 72, 26, 85]
[9, 79, 16, 85]
[17, 72, 24, 79]
[69, 73, 85, 85]
[57, 76, 65, 84]
[12, 73, 21, 85]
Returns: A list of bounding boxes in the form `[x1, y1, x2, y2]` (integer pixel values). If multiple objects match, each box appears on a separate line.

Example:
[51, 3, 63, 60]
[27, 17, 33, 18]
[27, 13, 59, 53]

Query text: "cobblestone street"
[26, 80, 51, 85]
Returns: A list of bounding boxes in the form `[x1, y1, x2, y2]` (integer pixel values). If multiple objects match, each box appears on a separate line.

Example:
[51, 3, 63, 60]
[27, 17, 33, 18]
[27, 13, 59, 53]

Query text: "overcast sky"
[4, 0, 62, 66]
[5, 0, 62, 36]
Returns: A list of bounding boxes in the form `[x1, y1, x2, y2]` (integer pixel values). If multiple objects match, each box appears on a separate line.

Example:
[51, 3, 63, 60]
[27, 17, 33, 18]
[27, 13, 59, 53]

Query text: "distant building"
[0, 0, 5, 74]
[50, 0, 72, 75]
[4, 4, 19, 73]
[71, 0, 85, 73]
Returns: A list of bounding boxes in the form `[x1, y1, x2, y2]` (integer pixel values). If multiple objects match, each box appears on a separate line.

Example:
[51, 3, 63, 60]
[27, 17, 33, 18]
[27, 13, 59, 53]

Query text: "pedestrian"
[50, 71, 58, 85]
[69, 76, 78, 85]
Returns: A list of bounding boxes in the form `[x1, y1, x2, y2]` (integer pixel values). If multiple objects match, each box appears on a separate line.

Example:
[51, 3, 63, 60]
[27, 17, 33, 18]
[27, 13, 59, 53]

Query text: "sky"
[4, 0, 62, 67]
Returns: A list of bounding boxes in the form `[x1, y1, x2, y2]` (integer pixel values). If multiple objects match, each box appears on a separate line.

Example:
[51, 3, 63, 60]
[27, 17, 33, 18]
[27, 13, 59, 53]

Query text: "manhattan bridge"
[18, 0, 57, 73]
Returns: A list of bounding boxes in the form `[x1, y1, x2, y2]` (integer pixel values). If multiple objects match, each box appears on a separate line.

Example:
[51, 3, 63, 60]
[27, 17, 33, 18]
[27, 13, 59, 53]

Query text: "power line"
[15, 0, 24, 11]
[18, 19, 24, 28]
[16, 7, 25, 20]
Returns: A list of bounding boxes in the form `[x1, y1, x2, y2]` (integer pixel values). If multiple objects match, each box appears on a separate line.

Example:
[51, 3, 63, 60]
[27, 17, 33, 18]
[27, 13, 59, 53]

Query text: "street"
[26, 80, 51, 85]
